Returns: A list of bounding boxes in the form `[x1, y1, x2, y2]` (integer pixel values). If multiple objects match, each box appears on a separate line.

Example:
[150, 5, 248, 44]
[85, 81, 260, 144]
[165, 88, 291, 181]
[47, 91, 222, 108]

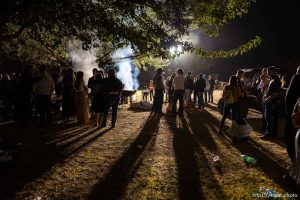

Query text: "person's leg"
[157, 90, 163, 113]
[111, 97, 119, 127]
[150, 90, 153, 101]
[95, 113, 100, 126]
[273, 104, 279, 136]
[178, 91, 184, 114]
[204, 91, 208, 104]
[45, 95, 52, 125]
[264, 103, 273, 136]
[37, 95, 45, 126]
[285, 115, 297, 161]
[172, 91, 178, 115]
[220, 103, 230, 130]
[98, 113, 104, 128]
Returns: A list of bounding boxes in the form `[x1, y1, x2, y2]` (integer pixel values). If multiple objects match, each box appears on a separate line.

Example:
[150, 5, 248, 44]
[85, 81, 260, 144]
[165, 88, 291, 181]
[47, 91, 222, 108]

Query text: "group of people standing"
[220, 66, 300, 186]
[58, 67, 123, 128]
[0, 65, 123, 128]
[151, 67, 216, 116]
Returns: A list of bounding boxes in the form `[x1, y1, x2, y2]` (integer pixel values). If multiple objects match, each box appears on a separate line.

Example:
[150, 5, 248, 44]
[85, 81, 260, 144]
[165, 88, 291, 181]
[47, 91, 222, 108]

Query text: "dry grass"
[0, 90, 298, 200]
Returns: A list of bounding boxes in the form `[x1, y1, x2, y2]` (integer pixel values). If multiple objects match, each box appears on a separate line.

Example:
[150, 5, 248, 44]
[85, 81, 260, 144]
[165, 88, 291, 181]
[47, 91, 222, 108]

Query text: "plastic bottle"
[241, 154, 257, 165]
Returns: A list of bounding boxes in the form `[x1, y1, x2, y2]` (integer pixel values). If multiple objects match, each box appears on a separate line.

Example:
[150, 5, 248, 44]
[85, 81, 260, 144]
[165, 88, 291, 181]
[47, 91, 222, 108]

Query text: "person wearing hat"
[152, 68, 165, 114]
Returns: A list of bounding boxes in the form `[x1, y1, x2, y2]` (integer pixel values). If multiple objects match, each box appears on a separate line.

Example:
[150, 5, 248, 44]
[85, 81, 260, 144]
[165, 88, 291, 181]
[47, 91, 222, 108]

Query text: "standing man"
[208, 74, 215, 103]
[203, 74, 210, 104]
[88, 68, 98, 119]
[261, 66, 281, 139]
[285, 66, 300, 161]
[35, 65, 55, 126]
[194, 74, 206, 110]
[105, 69, 123, 128]
[172, 68, 185, 116]
[185, 71, 194, 107]
[152, 68, 165, 114]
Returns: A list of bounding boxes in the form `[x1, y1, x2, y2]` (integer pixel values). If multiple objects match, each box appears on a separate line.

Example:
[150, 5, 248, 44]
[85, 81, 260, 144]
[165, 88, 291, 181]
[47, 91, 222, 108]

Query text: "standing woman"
[236, 69, 248, 119]
[75, 71, 89, 124]
[219, 75, 241, 133]
[91, 73, 107, 127]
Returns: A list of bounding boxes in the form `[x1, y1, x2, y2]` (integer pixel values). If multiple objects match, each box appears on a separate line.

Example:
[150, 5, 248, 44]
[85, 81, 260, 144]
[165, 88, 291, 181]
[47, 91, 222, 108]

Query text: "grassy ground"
[0, 90, 298, 200]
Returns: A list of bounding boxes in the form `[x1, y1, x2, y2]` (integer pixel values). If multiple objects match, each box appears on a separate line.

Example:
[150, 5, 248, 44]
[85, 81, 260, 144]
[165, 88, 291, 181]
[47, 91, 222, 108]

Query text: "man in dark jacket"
[285, 66, 300, 161]
[104, 69, 123, 128]
[194, 74, 206, 110]
[88, 68, 98, 119]
[185, 71, 194, 106]
[261, 66, 281, 139]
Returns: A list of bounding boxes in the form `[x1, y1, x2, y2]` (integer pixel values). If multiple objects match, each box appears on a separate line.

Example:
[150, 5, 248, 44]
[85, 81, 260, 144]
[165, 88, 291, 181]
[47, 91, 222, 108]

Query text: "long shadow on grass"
[188, 109, 296, 193]
[165, 114, 226, 200]
[87, 114, 161, 200]
[0, 123, 105, 199]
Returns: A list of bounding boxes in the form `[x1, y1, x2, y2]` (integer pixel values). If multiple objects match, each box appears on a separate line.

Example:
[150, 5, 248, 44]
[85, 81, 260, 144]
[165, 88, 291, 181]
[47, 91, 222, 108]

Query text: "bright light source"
[177, 45, 182, 53]
[170, 46, 176, 54]
[170, 45, 183, 55]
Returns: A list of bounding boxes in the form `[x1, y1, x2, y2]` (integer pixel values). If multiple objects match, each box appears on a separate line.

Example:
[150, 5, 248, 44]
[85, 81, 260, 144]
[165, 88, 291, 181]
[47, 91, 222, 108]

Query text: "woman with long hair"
[75, 71, 89, 124]
[219, 75, 242, 134]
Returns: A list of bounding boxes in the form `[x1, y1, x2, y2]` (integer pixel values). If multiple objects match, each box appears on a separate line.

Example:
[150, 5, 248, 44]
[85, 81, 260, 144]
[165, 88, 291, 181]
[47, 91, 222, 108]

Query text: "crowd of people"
[149, 66, 300, 186]
[150, 67, 216, 115]
[0, 65, 123, 128]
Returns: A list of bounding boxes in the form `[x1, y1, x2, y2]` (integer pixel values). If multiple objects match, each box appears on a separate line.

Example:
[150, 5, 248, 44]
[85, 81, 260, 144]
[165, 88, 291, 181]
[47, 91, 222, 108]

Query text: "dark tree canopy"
[0, 0, 261, 68]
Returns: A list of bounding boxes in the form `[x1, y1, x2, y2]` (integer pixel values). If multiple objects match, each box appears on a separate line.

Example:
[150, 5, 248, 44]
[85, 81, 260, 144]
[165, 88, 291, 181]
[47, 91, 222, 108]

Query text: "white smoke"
[112, 46, 139, 91]
[68, 41, 98, 84]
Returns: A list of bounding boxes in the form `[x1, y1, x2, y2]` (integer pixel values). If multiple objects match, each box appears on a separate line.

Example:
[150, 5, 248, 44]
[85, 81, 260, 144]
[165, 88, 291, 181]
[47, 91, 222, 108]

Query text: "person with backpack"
[219, 75, 241, 134]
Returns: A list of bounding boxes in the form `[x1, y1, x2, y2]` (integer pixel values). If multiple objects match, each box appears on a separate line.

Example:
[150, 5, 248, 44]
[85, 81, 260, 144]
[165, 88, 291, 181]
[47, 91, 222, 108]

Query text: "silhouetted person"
[15, 65, 38, 126]
[62, 68, 76, 122]
[285, 66, 300, 161]
[105, 69, 123, 127]
[208, 74, 215, 103]
[194, 74, 206, 110]
[185, 71, 194, 106]
[152, 68, 165, 114]
[34, 65, 55, 126]
[88, 68, 98, 119]
[203, 74, 210, 104]
[172, 68, 185, 116]
[92, 73, 107, 127]
[167, 73, 176, 103]
[261, 66, 281, 139]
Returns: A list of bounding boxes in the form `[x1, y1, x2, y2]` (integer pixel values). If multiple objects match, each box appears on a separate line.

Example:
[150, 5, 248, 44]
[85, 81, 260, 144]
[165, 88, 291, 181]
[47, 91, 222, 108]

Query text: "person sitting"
[219, 75, 241, 134]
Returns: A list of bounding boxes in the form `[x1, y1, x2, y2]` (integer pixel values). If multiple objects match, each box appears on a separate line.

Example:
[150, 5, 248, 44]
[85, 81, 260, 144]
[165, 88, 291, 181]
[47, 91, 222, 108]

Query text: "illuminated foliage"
[0, 0, 261, 67]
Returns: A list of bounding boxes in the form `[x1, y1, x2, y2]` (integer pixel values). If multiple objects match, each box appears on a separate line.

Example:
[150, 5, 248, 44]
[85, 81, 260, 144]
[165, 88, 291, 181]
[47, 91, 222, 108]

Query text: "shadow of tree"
[87, 114, 161, 200]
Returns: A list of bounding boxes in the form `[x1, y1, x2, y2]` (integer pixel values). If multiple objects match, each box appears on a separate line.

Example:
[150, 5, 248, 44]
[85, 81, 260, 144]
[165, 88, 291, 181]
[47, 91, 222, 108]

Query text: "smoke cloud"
[68, 41, 97, 83]
[112, 46, 140, 91]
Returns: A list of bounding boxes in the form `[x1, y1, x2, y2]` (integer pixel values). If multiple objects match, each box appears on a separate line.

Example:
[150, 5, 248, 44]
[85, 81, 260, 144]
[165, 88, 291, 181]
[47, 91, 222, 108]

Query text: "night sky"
[169, 0, 300, 80]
